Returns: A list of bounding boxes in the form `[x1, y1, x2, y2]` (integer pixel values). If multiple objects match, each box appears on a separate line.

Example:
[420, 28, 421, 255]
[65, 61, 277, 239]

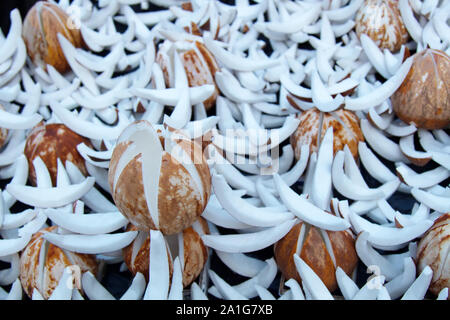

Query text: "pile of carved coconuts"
[0, 0, 448, 300]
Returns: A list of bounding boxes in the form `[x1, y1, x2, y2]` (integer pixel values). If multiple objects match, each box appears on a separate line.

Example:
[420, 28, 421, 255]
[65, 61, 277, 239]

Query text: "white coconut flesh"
[165, 232, 184, 270]
[130, 231, 147, 268]
[113, 122, 163, 229]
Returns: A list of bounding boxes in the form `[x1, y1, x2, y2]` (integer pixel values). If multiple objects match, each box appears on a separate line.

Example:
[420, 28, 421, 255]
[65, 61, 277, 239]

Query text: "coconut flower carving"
[22, 1, 85, 73]
[156, 39, 220, 110]
[391, 49, 450, 130]
[417, 213, 450, 297]
[355, 0, 409, 52]
[20, 226, 98, 300]
[274, 221, 358, 293]
[24, 122, 92, 187]
[123, 217, 209, 287]
[290, 109, 365, 161]
[108, 120, 211, 235]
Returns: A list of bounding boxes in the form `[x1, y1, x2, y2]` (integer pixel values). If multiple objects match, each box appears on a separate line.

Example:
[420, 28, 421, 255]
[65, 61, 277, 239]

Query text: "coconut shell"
[416, 213, 450, 297]
[22, 1, 85, 73]
[24, 122, 92, 187]
[391, 49, 450, 130]
[290, 108, 364, 161]
[19, 226, 98, 299]
[355, 0, 408, 52]
[274, 222, 357, 293]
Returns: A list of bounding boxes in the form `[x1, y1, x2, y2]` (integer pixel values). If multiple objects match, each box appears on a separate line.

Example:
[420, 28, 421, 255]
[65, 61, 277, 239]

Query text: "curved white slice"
[267, 4, 321, 33]
[48, 267, 76, 300]
[209, 258, 277, 299]
[385, 121, 417, 137]
[293, 254, 334, 300]
[360, 34, 390, 79]
[215, 251, 266, 278]
[335, 267, 359, 300]
[201, 219, 297, 253]
[355, 232, 402, 281]
[0, 9, 21, 65]
[411, 188, 450, 213]
[5, 279, 22, 300]
[202, 195, 252, 230]
[280, 73, 312, 98]
[208, 148, 257, 197]
[399, 0, 423, 43]
[204, 36, 279, 71]
[285, 279, 305, 300]
[325, 0, 364, 21]
[255, 285, 276, 300]
[396, 164, 450, 188]
[360, 119, 410, 163]
[345, 57, 413, 110]
[190, 282, 208, 301]
[131, 85, 214, 106]
[312, 127, 333, 209]
[352, 276, 385, 300]
[274, 174, 350, 231]
[82, 271, 115, 300]
[436, 288, 449, 300]
[418, 129, 450, 153]
[216, 71, 277, 103]
[50, 104, 130, 140]
[143, 230, 170, 300]
[401, 266, 433, 300]
[1, 210, 37, 230]
[58, 35, 99, 95]
[212, 174, 294, 227]
[0, 253, 20, 286]
[80, 24, 121, 52]
[349, 212, 434, 247]
[6, 177, 95, 208]
[332, 151, 398, 201]
[399, 134, 432, 165]
[0, 40, 26, 87]
[168, 257, 183, 300]
[208, 270, 248, 300]
[42, 231, 138, 254]
[43, 209, 127, 235]
[65, 162, 116, 212]
[0, 234, 31, 257]
[385, 257, 416, 300]
[358, 142, 398, 183]
[431, 151, 450, 171]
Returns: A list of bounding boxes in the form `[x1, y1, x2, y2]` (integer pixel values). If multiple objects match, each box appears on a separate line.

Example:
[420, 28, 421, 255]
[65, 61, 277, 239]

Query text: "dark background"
[0, 0, 443, 300]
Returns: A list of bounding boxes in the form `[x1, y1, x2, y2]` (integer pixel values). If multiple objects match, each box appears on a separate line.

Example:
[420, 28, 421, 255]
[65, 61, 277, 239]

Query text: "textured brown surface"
[22, 1, 84, 73]
[109, 122, 211, 235]
[392, 49, 450, 130]
[290, 108, 364, 161]
[157, 40, 220, 110]
[123, 221, 208, 287]
[417, 213, 450, 297]
[19, 226, 98, 299]
[274, 222, 357, 293]
[24, 122, 92, 186]
[355, 0, 408, 52]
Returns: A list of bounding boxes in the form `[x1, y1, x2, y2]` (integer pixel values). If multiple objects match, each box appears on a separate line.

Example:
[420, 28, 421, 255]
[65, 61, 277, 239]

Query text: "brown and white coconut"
[123, 218, 209, 287]
[108, 120, 211, 235]
[19, 226, 98, 299]
[24, 122, 92, 186]
[156, 39, 220, 110]
[355, 0, 409, 52]
[391, 49, 450, 130]
[22, 1, 85, 73]
[416, 213, 450, 297]
[274, 221, 358, 293]
[290, 108, 365, 161]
